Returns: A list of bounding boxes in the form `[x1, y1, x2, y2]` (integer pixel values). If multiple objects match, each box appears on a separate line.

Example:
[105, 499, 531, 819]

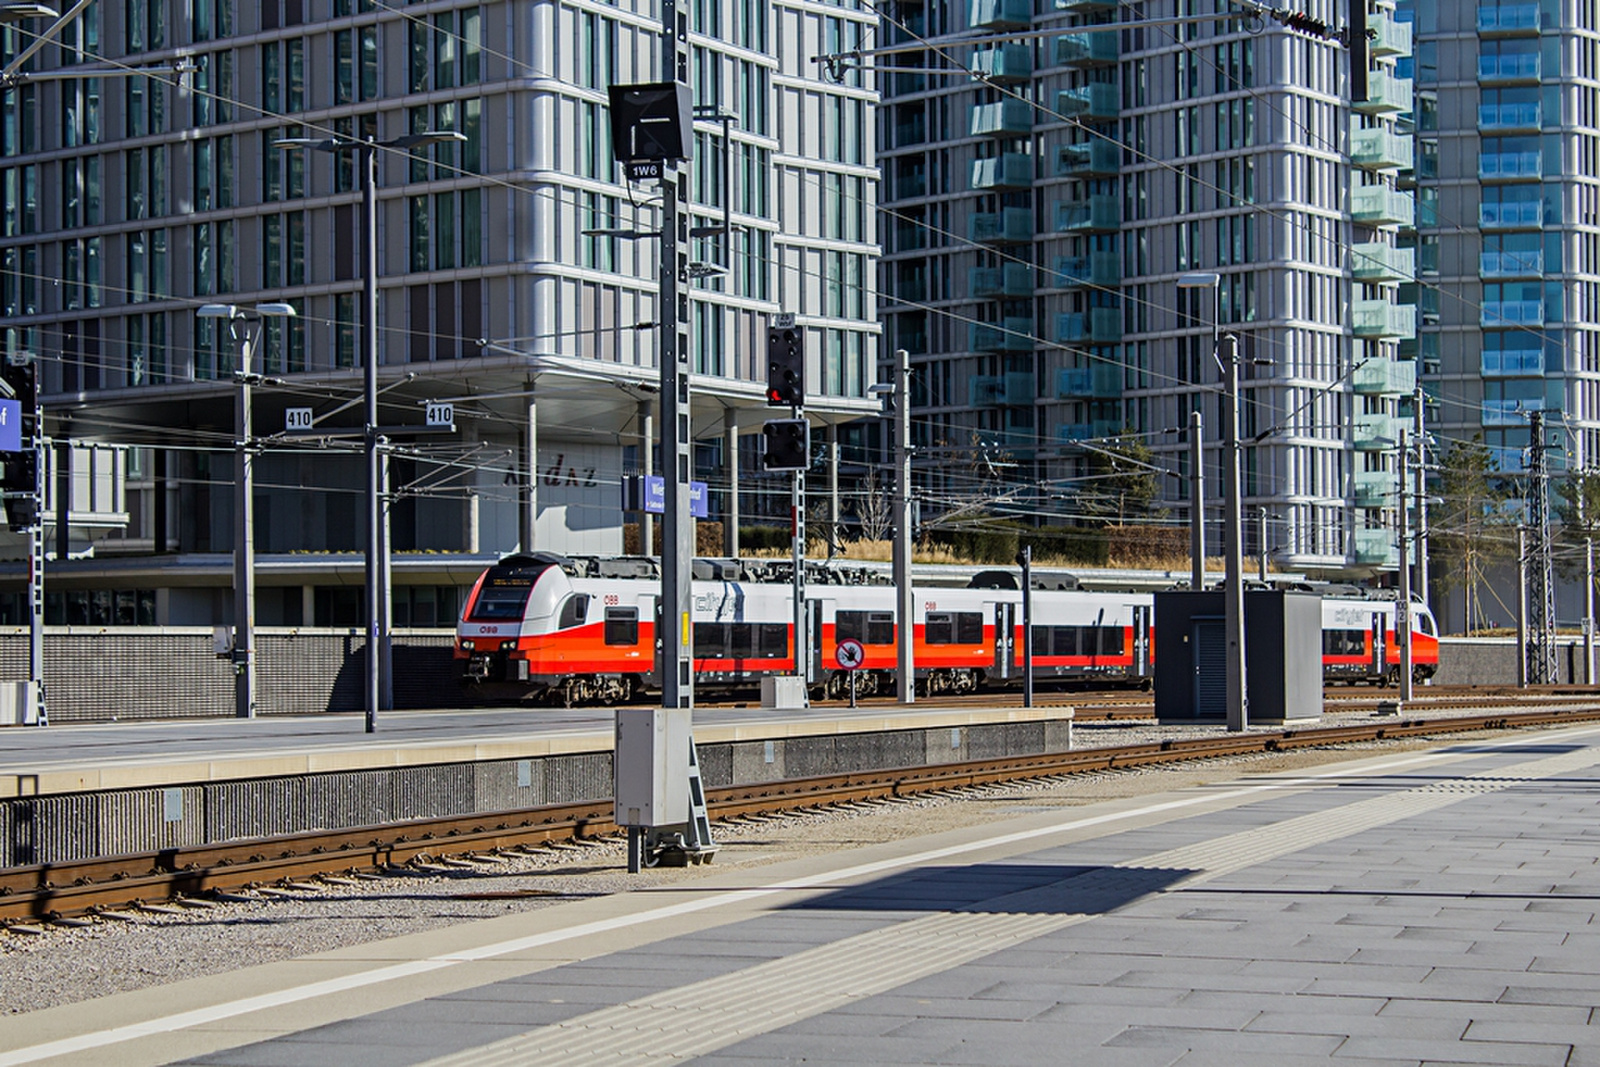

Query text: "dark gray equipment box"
[1154, 589, 1323, 723]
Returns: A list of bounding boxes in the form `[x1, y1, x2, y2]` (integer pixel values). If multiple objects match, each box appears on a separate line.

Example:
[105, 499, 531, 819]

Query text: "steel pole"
[1019, 545, 1033, 708]
[28, 360, 42, 725]
[1189, 409, 1205, 590]
[1221, 333, 1248, 731]
[657, 8, 694, 716]
[235, 331, 256, 719]
[893, 348, 915, 703]
[1413, 384, 1429, 613]
[362, 139, 380, 733]
[1516, 525, 1528, 689]
[1397, 429, 1413, 702]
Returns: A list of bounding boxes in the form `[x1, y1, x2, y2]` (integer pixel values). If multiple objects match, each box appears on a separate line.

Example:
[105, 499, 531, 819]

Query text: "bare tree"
[856, 470, 893, 542]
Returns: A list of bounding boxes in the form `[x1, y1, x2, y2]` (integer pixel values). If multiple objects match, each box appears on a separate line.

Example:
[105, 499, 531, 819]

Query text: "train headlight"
[500, 639, 517, 651]
[460, 639, 475, 651]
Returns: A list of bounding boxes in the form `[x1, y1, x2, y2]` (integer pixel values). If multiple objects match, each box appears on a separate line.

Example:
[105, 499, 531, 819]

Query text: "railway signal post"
[766, 313, 810, 699]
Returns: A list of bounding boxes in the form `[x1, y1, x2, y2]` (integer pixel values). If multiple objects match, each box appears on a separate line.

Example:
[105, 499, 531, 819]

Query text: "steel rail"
[3, 703, 1600, 923]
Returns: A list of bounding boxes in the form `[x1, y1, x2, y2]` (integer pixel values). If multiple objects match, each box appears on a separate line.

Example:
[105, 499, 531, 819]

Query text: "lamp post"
[1178, 271, 1246, 731]
[196, 302, 296, 720]
[275, 128, 464, 733]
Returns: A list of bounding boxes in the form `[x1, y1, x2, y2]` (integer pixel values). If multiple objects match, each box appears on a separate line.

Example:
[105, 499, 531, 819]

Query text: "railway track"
[5, 701, 1600, 926]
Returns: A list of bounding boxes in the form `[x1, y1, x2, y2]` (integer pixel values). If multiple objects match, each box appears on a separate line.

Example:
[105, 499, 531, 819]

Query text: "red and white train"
[456, 553, 1440, 705]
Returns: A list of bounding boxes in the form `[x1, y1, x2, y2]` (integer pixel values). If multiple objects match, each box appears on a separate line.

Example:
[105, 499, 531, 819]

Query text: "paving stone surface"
[156, 728, 1600, 1065]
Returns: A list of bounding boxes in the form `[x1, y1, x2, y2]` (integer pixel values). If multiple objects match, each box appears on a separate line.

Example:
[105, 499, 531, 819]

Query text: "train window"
[1323, 629, 1365, 656]
[557, 594, 589, 630]
[730, 622, 754, 656]
[468, 578, 534, 621]
[760, 623, 789, 658]
[1099, 627, 1125, 656]
[694, 622, 729, 658]
[837, 610, 895, 644]
[1417, 614, 1435, 636]
[604, 607, 639, 646]
[928, 612, 983, 645]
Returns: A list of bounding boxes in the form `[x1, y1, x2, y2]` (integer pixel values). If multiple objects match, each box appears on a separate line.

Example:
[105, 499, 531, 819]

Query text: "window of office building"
[125, 145, 166, 218]
[191, 50, 233, 125]
[334, 25, 378, 104]
[126, 311, 166, 386]
[127, 228, 166, 303]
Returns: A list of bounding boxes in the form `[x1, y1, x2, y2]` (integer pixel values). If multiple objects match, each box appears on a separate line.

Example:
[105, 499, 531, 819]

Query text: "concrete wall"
[0, 719, 1073, 867]
[0, 628, 460, 723]
[1434, 637, 1594, 687]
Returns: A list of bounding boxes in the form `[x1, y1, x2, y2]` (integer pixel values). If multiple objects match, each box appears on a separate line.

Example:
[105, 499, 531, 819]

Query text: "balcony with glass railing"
[1353, 358, 1418, 396]
[1351, 125, 1414, 171]
[1003, 371, 1035, 405]
[970, 99, 1033, 138]
[1352, 301, 1418, 339]
[1478, 52, 1540, 84]
[971, 317, 1036, 353]
[1477, 3, 1541, 35]
[1481, 299, 1544, 327]
[1354, 413, 1403, 450]
[1482, 345, 1543, 376]
[1057, 308, 1123, 344]
[1056, 138, 1119, 177]
[1055, 194, 1120, 233]
[1351, 186, 1415, 227]
[1054, 251, 1120, 288]
[1056, 83, 1119, 122]
[970, 375, 1004, 407]
[1058, 419, 1121, 443]
[1351, 529, 1399, 567]
[969, 44, 1033, 83]
[1479, 150, 1541, 182]
[1478, 102, 1541, 132]
[893, 115, 926, 147]
[971, 0, 1033, 31]
[1351, 242, 1415, 282]
[1370, 13, 1413, 56]
[1479, 199, 1543, 229]
[1055, 30, 1118, 67]
[970, 207, 1035, 244]
[970, 263, 1035, 298]
[1057, 363, 1122, 399]
[1479, 249, 1542, 278]
[971, 153, 1034, 191]
[1353, 69, 1413, 114]
[1353, 470, 1394, 509]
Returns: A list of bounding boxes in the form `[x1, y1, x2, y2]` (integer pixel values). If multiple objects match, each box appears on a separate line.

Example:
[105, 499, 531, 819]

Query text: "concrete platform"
[5, 722, 1600, 1066]
[0, 704, 1074, 799]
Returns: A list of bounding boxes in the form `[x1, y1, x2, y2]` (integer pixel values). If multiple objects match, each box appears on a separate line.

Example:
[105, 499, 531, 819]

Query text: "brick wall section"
[0, 628, 461, 722]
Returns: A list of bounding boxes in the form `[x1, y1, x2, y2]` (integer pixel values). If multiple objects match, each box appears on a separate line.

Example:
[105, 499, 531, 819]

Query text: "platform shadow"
[788, 862, 1194, 917]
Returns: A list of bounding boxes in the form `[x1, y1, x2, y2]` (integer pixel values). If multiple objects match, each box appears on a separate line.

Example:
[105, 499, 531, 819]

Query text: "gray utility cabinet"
[1153, 589, 1323, 723]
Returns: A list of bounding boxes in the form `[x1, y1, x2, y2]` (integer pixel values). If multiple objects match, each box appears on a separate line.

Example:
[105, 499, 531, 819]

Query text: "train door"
[1370, 612, 1386, 679]
[993, 602, 1015, 679]
[807, 599, 824, 684]
[1130, 603, 1152, 677]
[1192, 617, 1226, 717]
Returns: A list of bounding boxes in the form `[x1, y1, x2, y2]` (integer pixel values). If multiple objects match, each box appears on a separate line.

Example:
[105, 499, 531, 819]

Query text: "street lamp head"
[1176, 271, 1221, 289]
[0, 4, 60, 20]
[196, 303, 242, 320]
[866, 383, 895, 397]
[391, 130, 467, 150]
[255, 302, 297, 318]
[272, 136, 342, 152]
[196, 302, 296, 320]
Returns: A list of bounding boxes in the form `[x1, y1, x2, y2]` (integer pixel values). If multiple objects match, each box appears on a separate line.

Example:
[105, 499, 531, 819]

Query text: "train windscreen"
[467, 565, 552, 621]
